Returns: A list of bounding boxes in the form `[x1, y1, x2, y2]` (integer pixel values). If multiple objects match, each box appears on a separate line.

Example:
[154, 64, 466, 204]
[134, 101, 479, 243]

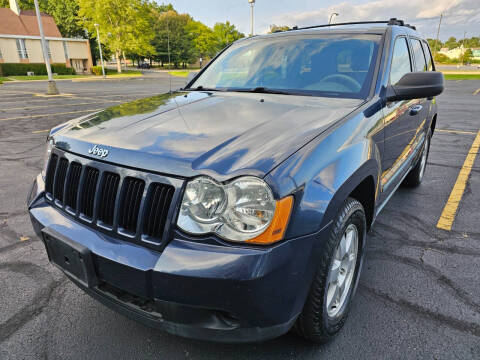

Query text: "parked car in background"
[138, 62, 151, 69]
[28, 18, 443, 343]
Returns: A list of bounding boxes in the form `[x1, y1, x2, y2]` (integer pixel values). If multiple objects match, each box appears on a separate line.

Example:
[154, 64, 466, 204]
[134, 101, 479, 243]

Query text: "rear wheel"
[403, 130, 431, 187]
[293, 197, 366, 343]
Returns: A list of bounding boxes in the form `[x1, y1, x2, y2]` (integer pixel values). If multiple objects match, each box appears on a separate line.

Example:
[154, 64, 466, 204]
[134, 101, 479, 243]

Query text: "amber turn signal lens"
[245, 196, 293, 245]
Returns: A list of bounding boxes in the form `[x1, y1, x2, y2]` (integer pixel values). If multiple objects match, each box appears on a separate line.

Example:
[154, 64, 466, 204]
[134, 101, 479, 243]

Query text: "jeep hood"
[52, 91, 362, 179]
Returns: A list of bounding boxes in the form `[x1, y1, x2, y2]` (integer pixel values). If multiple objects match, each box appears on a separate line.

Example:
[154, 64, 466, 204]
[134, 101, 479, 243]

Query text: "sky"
[163, 0, 480, 41]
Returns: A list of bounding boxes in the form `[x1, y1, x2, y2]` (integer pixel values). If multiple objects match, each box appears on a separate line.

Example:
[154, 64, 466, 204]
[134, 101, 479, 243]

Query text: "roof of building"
[0, 8, 62, 38]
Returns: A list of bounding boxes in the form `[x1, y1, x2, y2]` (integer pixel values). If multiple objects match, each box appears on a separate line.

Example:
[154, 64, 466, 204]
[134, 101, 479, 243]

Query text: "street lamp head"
[94, 23, 99, 28]
[248, 0, 255, 4]
[333, 12, 339, 16]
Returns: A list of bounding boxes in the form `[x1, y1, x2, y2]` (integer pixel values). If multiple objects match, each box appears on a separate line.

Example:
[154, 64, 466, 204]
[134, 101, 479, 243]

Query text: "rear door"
[381, 36, 421, 193]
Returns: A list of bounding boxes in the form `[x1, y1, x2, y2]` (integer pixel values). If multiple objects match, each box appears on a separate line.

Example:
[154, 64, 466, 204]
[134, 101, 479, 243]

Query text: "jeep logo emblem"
[88, 145, 109, 158]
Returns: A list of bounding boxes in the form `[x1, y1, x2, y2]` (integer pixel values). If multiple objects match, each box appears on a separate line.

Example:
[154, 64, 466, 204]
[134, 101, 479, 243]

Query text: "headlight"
[41, 138, 54, 180]
[178, 176, 293, 244]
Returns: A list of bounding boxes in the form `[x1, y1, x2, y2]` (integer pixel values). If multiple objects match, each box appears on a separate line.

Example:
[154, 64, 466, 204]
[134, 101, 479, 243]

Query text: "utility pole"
[329, 12, 339, 25]
[434, 13, 443, 56]
[248, 0, 255, 37]
[34, 0, 58, 95]
[94, 24, 106, 78]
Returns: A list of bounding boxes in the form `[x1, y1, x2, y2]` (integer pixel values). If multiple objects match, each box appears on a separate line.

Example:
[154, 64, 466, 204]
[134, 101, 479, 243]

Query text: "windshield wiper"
[231, 87, 298, 95]
[187, 86, 224, 92]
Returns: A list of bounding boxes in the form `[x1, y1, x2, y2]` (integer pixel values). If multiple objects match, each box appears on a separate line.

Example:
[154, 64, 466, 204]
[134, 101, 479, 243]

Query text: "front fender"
[266, 112, 382, 240]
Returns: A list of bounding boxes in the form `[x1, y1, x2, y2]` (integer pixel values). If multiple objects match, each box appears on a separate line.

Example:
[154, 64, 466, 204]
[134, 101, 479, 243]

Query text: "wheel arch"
[320, 160, 378, 232]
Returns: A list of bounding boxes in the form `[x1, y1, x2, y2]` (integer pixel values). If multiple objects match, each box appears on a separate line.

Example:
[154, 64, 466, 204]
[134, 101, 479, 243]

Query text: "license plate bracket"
[42, 227, 98, 288]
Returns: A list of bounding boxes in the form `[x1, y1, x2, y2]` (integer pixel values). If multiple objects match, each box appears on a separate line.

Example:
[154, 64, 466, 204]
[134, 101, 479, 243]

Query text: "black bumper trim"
[68, 275, 297, 343]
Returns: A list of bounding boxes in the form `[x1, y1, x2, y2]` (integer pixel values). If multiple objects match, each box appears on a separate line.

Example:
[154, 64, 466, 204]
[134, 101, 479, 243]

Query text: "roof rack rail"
[288, 18, 417, 32]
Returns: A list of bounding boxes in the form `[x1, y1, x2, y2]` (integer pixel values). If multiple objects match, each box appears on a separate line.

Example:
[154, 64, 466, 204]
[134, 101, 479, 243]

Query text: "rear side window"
[422, 41, 434, 71]
[411, 39, 427, 72]
[390, 37, 412, 85]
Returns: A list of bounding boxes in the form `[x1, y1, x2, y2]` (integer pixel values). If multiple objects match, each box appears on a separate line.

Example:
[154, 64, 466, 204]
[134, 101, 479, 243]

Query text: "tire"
[402, 129, 431, 188]
[293, 197, 366, 343]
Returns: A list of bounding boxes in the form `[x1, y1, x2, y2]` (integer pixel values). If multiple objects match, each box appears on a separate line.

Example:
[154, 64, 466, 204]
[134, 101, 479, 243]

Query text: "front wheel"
[293, 197, 366, 343]
[402, 130, 431, 187]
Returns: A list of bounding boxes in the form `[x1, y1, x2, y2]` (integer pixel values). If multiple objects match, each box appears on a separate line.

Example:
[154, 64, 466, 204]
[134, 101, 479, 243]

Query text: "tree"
[44, 0, 85, 37]
[78, 0, 154, 72]
[461, 49, 473, 64]
[426, 38, 442, 53]
[213, 21, 244, 50]
[465, 37, 480, 48]
[433, 53, 450, 64]
[268, 24, 290, 33]
[444, 37, 458, 50]
[185, 20, 217, 59]
[152, 10, 195, 68]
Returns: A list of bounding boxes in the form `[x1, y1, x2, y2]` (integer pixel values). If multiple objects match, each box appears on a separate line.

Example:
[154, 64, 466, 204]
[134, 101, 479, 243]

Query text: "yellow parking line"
[437, 131, 480, 230]
[32, 129, 50, 134]
[474, 88, 480, 95]
[34, 93, 75, 98]
[0, 108, 104, 122]
[436, 129, 477, 135]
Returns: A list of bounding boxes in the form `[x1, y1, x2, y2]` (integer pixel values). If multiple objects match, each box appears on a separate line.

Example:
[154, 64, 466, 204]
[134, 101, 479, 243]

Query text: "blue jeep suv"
[28, 19, 444, 343]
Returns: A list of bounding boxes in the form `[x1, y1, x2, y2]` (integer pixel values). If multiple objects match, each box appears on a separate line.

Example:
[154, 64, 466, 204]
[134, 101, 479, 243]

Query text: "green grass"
[444, 73, 480, 80]
[0, 77, 13, 82]
[168, 71, 190, 78]
[6, 71, 142, 81]
[9, 74, 86, 81]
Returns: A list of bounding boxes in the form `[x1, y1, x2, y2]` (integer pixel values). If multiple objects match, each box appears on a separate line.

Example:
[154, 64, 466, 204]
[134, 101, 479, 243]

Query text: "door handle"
[409, 104, 423, 116]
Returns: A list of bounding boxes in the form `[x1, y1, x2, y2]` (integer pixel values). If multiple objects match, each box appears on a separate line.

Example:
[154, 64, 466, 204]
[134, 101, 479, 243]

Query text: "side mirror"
[386, 71, 444, 102]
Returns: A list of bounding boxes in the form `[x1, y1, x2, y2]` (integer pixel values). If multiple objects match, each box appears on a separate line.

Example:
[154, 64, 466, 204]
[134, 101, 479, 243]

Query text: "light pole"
[329, 12, 339, 25]
[94, 24, 106, 78]
[248, 0, 255, 37]
[33, 0, 58, 95]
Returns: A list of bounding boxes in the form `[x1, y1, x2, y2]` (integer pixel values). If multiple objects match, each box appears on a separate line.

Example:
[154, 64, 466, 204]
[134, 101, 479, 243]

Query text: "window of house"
[63, 41, 69, 60]
[16, 38, 28, 59]
[390, 37, 412, 85]
[0, 47, 3, 60]
[411, 38, 427, 72]
[46, 40, 52, 59]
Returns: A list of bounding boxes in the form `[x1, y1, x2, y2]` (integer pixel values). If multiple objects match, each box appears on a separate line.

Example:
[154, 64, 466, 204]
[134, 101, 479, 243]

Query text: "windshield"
[190, 34, 381, 99]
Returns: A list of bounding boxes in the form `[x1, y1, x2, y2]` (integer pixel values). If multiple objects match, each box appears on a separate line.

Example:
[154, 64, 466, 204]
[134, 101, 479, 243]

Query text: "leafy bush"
[91, 66, 114, 75]
[433, 53, 450, 64]
[0, 63, 75, 76]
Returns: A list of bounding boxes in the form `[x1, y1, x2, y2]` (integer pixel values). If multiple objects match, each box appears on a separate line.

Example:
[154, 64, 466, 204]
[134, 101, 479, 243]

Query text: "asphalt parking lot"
[0, 75, 479, 359]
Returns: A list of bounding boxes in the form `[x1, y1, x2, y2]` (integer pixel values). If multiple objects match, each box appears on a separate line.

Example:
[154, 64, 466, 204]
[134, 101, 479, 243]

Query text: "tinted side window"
[411, 39, 427, 71]
[422, 41, 434, 71]
[390, 37, 412, 85]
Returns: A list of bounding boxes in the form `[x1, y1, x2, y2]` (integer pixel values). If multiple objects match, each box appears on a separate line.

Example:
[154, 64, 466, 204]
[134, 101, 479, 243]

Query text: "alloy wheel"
[326, 223, 358, 317]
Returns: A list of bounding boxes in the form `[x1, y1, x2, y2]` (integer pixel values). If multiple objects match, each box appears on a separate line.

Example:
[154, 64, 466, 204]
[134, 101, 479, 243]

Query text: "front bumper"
[28, 177, 325, 343]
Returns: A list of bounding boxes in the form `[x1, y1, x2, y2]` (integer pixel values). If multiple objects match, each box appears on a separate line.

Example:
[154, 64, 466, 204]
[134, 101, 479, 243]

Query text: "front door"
[381, 36, 423, 196]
